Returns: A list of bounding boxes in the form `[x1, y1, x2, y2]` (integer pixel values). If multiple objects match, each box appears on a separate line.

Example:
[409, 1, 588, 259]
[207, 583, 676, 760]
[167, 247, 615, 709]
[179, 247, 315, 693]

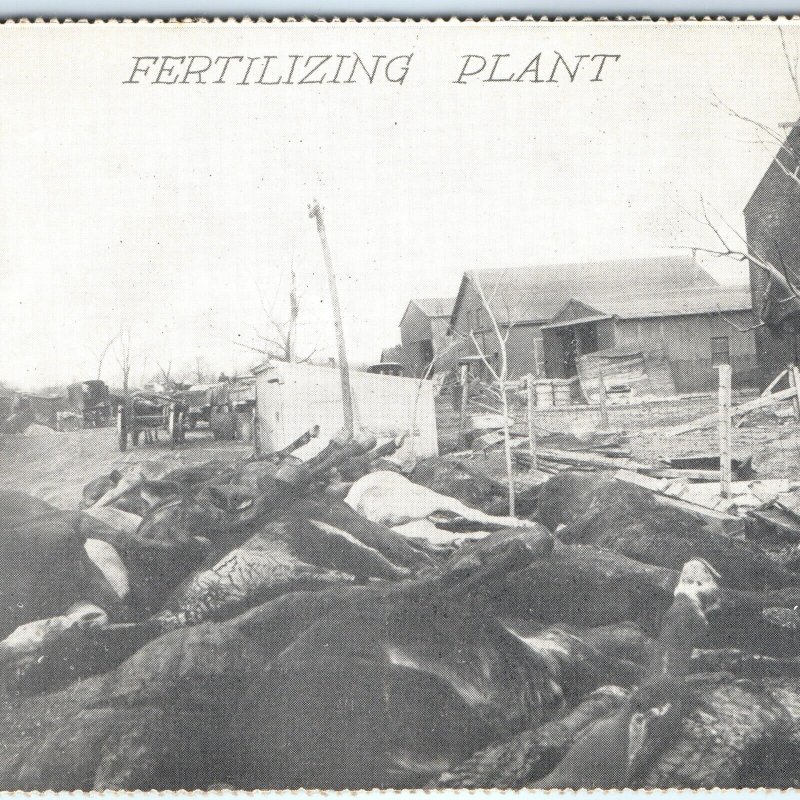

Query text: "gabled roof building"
[448, 256, 720, 380]
[398, 297, 457, 376]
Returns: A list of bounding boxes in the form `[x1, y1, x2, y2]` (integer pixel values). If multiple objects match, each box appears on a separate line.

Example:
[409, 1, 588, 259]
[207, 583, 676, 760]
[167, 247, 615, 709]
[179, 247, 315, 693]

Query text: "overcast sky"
[1, 20, 798, 389]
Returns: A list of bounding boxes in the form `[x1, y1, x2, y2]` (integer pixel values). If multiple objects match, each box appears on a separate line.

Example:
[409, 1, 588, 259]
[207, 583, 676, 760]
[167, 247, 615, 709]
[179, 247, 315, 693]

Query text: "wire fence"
[438, 380, 800, 480]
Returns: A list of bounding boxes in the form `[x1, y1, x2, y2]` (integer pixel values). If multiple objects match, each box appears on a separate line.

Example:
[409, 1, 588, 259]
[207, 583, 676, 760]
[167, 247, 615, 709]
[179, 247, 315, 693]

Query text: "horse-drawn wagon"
[65, 380, 114, 427]
[116, 391, 186, 451]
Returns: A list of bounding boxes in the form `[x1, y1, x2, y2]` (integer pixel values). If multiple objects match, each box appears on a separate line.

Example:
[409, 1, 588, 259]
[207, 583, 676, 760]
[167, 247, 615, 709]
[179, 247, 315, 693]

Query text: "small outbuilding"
[399, 297, 456, 376]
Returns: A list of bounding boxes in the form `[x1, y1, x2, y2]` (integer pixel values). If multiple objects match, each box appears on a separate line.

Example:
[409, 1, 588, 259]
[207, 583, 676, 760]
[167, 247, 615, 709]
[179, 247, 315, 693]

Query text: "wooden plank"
[791, 365, 800, 422]
[664, 386, 796, 436]
[644, 468, 721, 481]
[597, 367, 609, 428]
[535, 447, 649, 471]
[762, 368, 788, 397]
[458, 363, 469, 443]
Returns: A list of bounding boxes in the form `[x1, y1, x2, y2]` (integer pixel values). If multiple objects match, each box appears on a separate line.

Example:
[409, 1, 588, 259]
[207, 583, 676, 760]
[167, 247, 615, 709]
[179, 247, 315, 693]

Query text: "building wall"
[753, 325, 800, 385]
[744, 130, 800, 387]
[400, 303, 433, 347]
[613, 311, 759, 392]
[430, 316, 459, 372]
[400, 304, 460, 376]
[452, 281, 544, 378]
[464, 323, 543, 379]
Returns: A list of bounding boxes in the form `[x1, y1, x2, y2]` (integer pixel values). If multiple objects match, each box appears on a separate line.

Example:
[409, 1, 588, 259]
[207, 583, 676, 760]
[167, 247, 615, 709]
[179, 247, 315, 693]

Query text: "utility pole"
[287, 265, 298, 364]
[309, 200, 354, 436]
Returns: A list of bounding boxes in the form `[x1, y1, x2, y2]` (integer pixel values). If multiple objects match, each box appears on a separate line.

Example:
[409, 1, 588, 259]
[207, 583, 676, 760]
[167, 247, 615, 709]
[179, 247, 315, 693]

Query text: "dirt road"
[0, 427, 251, 509]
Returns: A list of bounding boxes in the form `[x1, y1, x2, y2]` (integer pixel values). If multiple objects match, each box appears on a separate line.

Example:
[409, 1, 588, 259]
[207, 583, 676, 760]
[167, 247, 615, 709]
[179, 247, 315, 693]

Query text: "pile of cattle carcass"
[3, 428, 800, 790]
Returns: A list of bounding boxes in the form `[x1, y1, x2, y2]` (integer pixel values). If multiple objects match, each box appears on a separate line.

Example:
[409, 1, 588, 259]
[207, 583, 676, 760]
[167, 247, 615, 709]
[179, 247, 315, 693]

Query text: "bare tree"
[114, 326, 134, 401]
[156, 358, 174, 387]
[90, 334, 118, 381]
[470, 274, 518, 515]
[236, 266, 318, 364]
[682, 198, 800, 322]
[194, 355, 211, 384]
[448, 274, 519, 516]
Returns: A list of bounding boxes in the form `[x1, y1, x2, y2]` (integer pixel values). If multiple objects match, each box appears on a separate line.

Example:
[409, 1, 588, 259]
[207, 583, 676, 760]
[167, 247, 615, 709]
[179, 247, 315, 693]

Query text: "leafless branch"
[233, 341, 273, 356]
[714, 305, 766, 333]
[114, 326, 134, 400]
[780, 28, 800, 108]
[471, 273, 516, 516]
[470, 399, 503, 415]
[692, 198, 800, 303]
[91, 334, 119, 381]
[156, 359, 173, 386]
[469, 331, 501, 384]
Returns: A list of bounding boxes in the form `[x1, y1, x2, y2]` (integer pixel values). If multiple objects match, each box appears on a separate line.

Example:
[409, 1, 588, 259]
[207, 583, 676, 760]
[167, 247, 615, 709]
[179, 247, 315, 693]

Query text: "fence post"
[790, 364, 800, 422]
[718, 363, 732, 500]
[597, 367, 609, 429]
[526, 373, 537, 471]
[458, 364, 469, 446]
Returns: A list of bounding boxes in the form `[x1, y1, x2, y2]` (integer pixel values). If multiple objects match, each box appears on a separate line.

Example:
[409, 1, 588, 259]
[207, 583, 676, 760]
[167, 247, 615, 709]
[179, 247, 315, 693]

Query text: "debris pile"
[3, 426, 800, 790]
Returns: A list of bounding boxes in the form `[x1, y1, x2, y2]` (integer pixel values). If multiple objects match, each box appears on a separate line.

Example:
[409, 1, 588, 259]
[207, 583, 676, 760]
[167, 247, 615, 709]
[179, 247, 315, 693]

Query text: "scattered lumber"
[531, 447, 649, 472]
[644, 468, 721, 482]
[665, 386, 796, 436]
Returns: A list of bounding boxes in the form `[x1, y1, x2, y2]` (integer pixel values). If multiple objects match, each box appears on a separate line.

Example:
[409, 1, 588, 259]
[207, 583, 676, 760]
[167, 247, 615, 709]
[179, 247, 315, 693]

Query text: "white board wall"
[255, 362, 439, 460]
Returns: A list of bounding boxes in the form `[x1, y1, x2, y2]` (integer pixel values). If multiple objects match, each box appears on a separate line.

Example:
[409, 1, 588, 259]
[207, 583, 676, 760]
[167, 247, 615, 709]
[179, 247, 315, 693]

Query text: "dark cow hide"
[0, 539, 557, 791]
[537, 473, 800, 591]
[0, 492, 125, 639]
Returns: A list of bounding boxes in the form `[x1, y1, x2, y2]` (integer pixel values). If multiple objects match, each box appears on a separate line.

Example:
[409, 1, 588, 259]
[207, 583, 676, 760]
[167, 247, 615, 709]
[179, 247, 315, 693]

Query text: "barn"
[540, 285, 759, 393]
[447, 256, 717, 380]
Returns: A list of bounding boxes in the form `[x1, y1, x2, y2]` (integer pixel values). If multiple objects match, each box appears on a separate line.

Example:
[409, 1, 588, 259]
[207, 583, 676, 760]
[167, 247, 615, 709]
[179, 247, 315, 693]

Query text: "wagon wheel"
[117, 407, 127, 452]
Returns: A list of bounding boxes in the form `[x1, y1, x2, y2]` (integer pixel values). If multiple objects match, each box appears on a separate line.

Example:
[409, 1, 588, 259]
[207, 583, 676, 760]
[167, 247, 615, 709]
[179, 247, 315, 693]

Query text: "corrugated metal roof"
[411, 297, 456, 318]
[453, 255, 718, 327]
[559, 285, 753, 320]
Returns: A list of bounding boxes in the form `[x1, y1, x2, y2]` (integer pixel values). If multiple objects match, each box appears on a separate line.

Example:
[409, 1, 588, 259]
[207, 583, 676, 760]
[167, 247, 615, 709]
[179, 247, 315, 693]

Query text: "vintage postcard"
[3, 16, 800, 791]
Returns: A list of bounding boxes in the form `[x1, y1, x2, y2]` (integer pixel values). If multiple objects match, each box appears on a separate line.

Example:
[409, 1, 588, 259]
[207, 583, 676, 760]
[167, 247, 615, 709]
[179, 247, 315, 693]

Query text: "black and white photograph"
[4, 17, 800, 791]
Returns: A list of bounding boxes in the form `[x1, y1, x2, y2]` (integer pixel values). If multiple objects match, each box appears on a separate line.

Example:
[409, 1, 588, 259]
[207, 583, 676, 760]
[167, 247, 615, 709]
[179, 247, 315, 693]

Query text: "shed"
[253, 361, 438, 460]
[399, 297, 457, 376]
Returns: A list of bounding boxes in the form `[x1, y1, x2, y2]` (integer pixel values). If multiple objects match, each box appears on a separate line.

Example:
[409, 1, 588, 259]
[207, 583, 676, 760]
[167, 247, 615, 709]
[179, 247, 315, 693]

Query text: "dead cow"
[345, 470, 528, 529]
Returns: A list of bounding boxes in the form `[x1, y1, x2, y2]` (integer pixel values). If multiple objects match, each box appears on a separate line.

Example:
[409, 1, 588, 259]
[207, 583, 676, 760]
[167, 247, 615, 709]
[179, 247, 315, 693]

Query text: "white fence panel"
[255, 362, 438, 460]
